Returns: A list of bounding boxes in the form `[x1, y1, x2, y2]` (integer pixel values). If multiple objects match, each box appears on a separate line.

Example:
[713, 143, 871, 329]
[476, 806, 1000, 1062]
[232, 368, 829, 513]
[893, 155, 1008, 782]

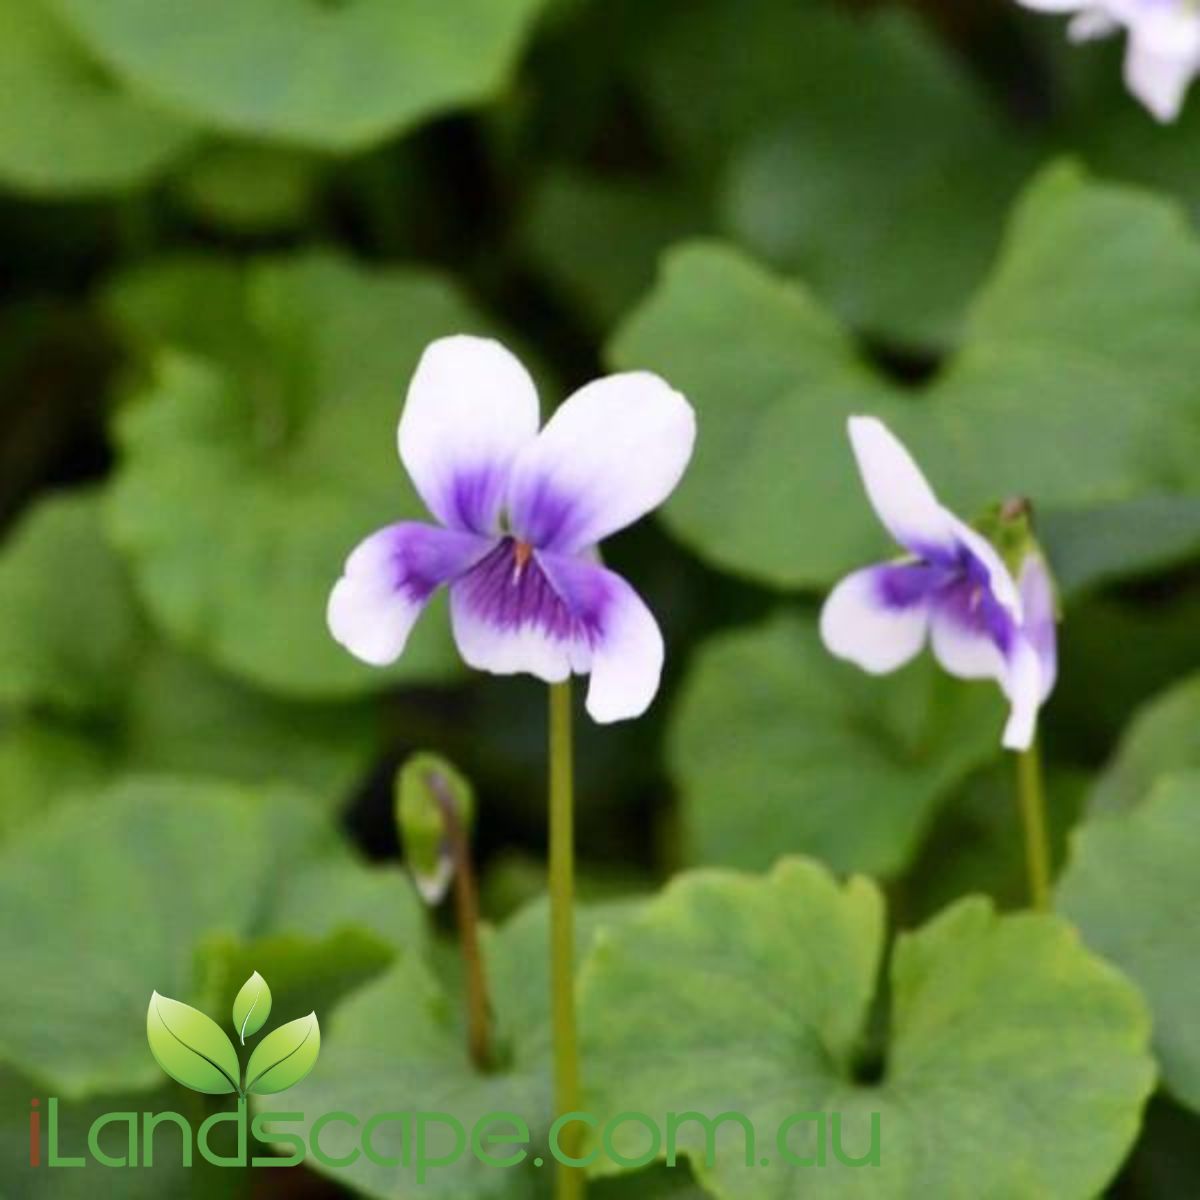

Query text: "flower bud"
[394, 751, 475, 906]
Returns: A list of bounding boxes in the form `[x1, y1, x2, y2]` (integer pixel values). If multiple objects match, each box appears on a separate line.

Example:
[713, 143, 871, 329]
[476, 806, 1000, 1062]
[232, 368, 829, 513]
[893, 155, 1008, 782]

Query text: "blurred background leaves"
[3, 0, 1200, 1195]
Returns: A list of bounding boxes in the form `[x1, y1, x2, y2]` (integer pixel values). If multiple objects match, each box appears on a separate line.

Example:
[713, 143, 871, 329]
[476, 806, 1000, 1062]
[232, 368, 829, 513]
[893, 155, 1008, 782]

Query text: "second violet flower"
[820, 416, 1057, 752]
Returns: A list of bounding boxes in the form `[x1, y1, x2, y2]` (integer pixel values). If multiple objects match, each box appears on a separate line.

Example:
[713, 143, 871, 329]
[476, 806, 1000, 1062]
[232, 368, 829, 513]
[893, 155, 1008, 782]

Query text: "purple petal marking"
[327, 521, 495, 667]
[453, 538, 604, 645]
[507, 476, 588, 553]
[874, 562, 946, 610]
[378, 522, 496, 604]
[929, 551, 1018, 656]
[441, 464, 512, 536]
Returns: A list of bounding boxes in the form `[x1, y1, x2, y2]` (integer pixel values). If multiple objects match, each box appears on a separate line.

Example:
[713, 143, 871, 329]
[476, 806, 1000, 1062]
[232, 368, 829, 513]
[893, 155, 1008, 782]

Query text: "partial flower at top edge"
[1018, 0, 1200, 122]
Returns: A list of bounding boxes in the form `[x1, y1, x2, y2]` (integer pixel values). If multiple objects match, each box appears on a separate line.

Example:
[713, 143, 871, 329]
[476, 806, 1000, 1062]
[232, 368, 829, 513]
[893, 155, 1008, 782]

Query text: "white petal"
[1068, 9, 1119, 41]
[929, 607, 1008, 682]
[399, 336, 540, 534]
[328, 523, 493, 667]
[1123, 25, 1200, 122]
[540, 554, 665, 723]
[846, 416, 957, 556]
[1019, 553, 1059, 704]
[1001, 636, 1044, 752]
[820, 564, 931, 675]
[507, 372, 695, 553]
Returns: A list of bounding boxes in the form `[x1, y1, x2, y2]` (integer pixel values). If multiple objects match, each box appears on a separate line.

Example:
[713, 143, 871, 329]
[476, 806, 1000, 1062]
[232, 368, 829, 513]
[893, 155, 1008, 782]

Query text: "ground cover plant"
[3, 1, 1200, 1197]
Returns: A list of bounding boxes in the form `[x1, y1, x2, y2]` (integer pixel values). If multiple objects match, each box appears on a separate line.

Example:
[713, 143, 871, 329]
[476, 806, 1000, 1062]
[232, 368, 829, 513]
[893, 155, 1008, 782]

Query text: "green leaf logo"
[146, 972, 319, 1098]
[244, 1012, 321, 1095]
[232, 970, 271, 1044]
[146, 991, 241, 1095]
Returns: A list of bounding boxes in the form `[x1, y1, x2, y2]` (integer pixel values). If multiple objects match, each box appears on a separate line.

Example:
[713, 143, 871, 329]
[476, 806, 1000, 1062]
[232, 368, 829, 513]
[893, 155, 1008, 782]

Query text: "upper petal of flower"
[539, 553, 665, 723]
[399, 336, 541, 535]
[1018, 552, 1058, 704]
[328, 522, 495, 666]
[847, 416, 958, 558]
[506, 372, 695, 553]
[820, 562, 936, 674]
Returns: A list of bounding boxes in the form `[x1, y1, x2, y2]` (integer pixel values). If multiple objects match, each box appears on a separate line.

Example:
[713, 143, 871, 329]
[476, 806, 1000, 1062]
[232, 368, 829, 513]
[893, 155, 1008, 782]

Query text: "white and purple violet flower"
[328, 335, 695, 723]
[1020, 0, 1200, 122]
[820, 417, 1057, 752]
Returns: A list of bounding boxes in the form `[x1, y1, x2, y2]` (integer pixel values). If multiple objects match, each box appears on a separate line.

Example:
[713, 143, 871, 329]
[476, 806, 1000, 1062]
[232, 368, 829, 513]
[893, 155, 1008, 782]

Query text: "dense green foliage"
[3, 1, 1200, 1196]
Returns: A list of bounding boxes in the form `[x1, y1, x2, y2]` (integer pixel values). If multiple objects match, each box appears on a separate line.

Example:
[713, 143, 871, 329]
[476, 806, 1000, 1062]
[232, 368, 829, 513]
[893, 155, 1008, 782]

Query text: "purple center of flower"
[455, 537, 603, 645]
[878, 540, 1016, 653]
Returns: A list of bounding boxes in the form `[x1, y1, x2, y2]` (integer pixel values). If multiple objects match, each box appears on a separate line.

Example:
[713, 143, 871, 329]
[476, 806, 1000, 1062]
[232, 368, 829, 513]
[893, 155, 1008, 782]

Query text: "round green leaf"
[1058, 774, 1200, 1113]
[199, 929, 394, 1050]
[0, 489, 142, 715]
[0, 1066, 234, 1199]
[146, 991, 239, 1095]
[0, 776, 423, 1097]
[581, 858, 1154, 1199]
[718, 6, 1035, 349]
[525, 169, 710, 333]
[232, 970, 271, 1044]
[281, 898, 636, 1198]
[608, 164, 1200, 590]
[47, 0, 550, 150]
[1090, 673, 1200, 816]
[103, 252, 527, 697]
[0, 0, 194, 195]
[669, 613, 1003, 876]
[0, 490, 379, 841]
[244, 1011, 320, 1096]
[0, 720, 108, 842]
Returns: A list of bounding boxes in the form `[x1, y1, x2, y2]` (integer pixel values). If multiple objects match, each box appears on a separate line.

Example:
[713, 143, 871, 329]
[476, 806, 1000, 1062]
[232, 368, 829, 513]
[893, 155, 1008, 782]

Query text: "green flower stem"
[1014, 741, 1051, 910]
[549, 680, 583, 1200]
[430, 772, 492, 1071]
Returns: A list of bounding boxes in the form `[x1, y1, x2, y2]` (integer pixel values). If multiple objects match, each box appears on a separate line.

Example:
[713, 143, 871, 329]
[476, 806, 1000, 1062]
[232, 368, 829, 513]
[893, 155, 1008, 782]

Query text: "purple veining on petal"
[378, 522, 494, 604]
[929, 553, 1018, 657]
[872, 562, 946, 611]
[507, 475, 586, 551]
[441, 464, 510, 535]
[877, 537, 1019, 658]
[453, 537, 606, 644]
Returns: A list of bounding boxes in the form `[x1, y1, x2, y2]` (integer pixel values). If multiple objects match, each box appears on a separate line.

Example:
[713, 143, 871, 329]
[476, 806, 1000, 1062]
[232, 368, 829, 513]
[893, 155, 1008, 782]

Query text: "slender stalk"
[1014, 741, 1051, 910]
[429, 772, 492, 1071]
[548, 681, 583, 1200]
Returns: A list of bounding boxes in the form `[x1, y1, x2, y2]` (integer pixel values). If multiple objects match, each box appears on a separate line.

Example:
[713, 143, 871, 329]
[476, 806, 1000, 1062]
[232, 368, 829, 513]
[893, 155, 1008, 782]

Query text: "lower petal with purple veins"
[448, 541, 665, 722]
[820, 562, 935, 674]
[449, 539, 594, 685]
[328, 522, 495, 667]
[539, 552, 664, 723]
